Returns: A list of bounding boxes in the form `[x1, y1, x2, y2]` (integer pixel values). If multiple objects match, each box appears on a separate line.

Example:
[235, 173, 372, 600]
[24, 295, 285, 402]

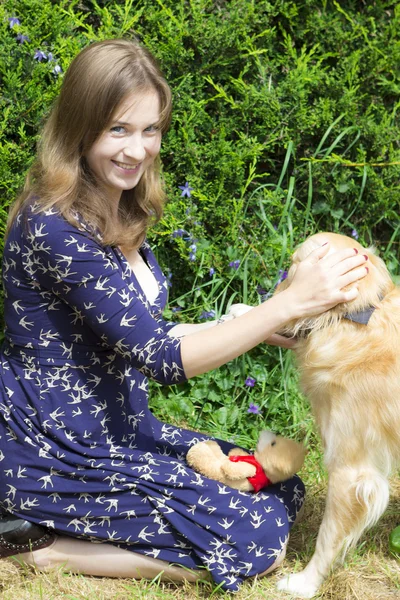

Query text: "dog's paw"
[277, 571, 319, 598]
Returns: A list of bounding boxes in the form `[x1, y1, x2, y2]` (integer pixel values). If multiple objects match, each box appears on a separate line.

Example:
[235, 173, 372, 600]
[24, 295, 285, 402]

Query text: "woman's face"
[85, 90, 162, 205]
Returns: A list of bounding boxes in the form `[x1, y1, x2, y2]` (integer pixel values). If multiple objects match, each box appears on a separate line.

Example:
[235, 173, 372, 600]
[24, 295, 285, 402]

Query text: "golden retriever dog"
[270, 232, 400, 598]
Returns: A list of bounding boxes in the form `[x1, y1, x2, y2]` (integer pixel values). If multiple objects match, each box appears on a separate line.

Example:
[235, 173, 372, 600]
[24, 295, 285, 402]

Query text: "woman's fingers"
[340, 287, 359, 302]
[329, 253, 368, 278]
[319, 245, 358, 268]
[337, 264, 369, 293]
[264, 333, 297, 349]
[303, 244, 369, 283]
[302, 242, 330, 264]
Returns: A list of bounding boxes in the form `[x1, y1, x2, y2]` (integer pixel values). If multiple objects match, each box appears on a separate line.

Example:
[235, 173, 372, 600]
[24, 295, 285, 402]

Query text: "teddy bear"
[186, 430, 306, 492]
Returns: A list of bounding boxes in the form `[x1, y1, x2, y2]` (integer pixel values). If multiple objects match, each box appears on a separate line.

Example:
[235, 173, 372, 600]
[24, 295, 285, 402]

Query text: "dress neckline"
[115, 244, 161, 307]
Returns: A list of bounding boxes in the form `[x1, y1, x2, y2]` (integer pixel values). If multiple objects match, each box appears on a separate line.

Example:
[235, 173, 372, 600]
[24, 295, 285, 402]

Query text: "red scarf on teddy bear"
[228, 455, 271, 492]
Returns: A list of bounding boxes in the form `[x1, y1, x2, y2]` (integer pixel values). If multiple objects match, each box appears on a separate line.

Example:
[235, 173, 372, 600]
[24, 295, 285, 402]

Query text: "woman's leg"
[15, 533, 288, 582]
[14, 535, 209, 582]
[8, 475, 306, 588]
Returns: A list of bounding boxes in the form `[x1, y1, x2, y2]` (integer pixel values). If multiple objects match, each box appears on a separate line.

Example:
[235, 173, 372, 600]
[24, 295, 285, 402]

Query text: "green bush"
[1, 0, 399, 445]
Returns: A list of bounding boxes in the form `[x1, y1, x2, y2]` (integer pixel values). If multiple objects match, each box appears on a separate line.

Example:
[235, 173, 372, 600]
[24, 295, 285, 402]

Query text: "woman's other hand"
[264, 333, 297, 349]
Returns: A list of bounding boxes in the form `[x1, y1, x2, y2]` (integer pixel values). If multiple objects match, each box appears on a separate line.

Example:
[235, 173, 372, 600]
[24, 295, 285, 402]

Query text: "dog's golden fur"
[275, 232, 400, 598]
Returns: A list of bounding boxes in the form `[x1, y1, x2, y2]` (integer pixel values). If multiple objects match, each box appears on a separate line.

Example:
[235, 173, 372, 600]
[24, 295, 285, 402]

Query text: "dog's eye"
[271, 441, 276, 447]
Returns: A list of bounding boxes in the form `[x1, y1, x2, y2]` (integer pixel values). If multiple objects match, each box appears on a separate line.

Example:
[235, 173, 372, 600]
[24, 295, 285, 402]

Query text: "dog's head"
[254, 430, 306, 484]
[276, 232, 394, 336]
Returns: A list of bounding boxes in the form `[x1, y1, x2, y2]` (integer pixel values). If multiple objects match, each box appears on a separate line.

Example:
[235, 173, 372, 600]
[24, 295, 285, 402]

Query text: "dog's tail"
[340, 467, 389, 559]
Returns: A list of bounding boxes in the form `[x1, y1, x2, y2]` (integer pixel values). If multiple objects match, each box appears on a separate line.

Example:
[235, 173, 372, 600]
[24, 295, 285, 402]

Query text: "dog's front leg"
[277, 464, 387, 598]
[276, 502, 339, 599]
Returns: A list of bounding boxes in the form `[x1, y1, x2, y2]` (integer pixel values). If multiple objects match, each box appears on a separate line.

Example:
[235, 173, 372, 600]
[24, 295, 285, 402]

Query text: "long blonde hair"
[7, 38, 172, 248]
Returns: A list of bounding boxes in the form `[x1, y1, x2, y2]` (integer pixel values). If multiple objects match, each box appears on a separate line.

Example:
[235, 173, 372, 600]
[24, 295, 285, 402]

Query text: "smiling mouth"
[113, 160, 141, 171]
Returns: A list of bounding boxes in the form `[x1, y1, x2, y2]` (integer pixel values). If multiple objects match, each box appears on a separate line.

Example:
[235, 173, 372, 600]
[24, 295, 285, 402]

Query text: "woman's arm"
[179, 243, 368, 378]
[180, 293, 296, 378]
[168, 306, 297, 349]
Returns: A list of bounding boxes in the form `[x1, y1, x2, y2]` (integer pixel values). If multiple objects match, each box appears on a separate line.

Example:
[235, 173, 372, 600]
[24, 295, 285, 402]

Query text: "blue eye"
[144, 124, 159, 133]
[110, 125, 125, 134]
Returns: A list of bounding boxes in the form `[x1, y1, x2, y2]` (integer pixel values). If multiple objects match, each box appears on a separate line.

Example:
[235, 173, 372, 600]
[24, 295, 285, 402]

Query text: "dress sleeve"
[22, 209, 187, 385]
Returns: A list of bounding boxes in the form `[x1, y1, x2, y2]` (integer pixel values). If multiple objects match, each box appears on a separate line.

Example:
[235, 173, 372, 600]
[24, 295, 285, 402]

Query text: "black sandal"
[0, 513, 56, 558]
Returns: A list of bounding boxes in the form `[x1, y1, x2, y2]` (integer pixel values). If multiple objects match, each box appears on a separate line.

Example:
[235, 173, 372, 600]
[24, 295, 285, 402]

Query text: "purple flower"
[47, 52, 54, 61]
[179, 182, 193, 198]
[229, 260, 240, 270]
[171, 306, 182, 313]
[172, 228, 187, 238]
[209, 267, 215, 277]
[199, 310, 216, 320]
[256, 284, 271, 302]
[247, 403, 261, 415]
[245, 377, 256, 387]
[16, 33, 30, 43]
[189, 243, 197, 252]
[351, 229, 359, 240]
[277, 269, 288, 284]
[52, 64, 62, 75]
[189, 252, 196, 262]
[34, 50, 47, 62]
[8, 17, 20, 28]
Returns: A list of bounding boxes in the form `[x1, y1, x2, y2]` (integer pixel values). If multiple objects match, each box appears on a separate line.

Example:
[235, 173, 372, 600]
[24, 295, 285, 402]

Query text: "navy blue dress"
[0, 202, 305, 592]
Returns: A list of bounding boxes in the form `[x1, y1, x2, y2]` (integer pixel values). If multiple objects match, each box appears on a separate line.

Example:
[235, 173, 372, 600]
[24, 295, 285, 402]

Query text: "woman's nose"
[124, 135, 146, 161]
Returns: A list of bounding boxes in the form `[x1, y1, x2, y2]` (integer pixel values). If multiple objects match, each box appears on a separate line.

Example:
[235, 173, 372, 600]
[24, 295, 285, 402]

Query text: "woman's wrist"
[260, 290, 299, 326]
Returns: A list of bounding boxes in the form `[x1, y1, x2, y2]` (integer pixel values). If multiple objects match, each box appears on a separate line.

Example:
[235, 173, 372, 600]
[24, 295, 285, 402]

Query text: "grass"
[0, 442, 398, 600]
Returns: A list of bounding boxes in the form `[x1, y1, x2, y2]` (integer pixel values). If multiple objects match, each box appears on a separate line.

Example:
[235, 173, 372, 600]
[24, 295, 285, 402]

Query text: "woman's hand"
[282, 242, 369, 320]
[264, 333, 297, 349]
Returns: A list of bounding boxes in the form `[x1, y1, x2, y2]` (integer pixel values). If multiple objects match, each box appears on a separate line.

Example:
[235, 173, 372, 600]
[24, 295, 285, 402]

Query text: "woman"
[0, 39, 368, 592]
